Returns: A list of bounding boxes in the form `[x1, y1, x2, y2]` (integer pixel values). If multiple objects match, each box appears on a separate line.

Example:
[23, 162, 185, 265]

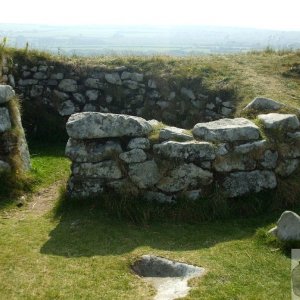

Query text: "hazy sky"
[1, 0, 300, 30]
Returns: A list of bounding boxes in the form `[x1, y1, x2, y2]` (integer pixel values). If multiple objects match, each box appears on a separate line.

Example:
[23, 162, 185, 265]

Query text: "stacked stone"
[65, 108, 300, 201]
[0, 85, 31, 173]
[1, 60, 233, 130]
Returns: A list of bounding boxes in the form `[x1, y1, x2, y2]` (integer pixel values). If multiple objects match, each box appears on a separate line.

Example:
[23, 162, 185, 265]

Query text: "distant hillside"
[1, 24, 300, 56]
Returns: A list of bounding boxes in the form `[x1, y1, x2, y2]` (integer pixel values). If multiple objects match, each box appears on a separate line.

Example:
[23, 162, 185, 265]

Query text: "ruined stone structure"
[0, 84, 30, 174]
[1, 58, 234, 134]
[65, 106, 300, 200]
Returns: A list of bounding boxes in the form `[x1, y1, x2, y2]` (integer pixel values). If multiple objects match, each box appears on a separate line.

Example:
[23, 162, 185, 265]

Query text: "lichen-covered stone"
[159, 126, 193, 142]
[193, 118, 260, 142]
[119, 149, 147, 163]
[105, 73, 122, 85]
[244, 97, 284, 111]
[127, 137, 150, 150]
[213, 156, 256, 172]
[72, 161, 122, 179]
[260, 150, 278, 169]
[258, 113, 300, 130]
[157, 163, 213, 193]
[128, 160, 160, 188]
[223, 170, 277, 197]
[66, 112, 152, 139]
[0, 107, 11, 133]
[67, 176, 104, 198]
[66, 139, 122, 162]
[153, 141, 215, 161]
[0, 85, 15, 103]
[85, 78, 104, 89]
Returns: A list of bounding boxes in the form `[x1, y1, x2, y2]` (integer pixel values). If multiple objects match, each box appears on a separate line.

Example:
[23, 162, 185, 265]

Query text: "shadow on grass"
[40, 196, 278, 257]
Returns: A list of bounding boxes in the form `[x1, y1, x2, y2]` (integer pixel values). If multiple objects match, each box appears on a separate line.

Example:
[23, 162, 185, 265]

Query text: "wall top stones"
[65, 103, 300, 200]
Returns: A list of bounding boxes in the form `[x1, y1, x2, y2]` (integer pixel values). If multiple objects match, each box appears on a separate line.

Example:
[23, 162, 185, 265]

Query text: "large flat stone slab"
[223, 170, 277, 197]
[258, 113, 300, 130]
[192, 118, 260, 142]
[66, 112, 152, 139]
[153, 141, 215, 161]
[0, 85, 15, 103]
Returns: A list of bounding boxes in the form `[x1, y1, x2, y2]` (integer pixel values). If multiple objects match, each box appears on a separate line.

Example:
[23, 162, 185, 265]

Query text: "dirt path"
[1, 180, 66, 219]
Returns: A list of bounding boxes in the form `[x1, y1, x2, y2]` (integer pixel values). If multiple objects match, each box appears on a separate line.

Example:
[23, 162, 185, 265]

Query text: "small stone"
[128, 160, 160, 188]
[33, 72, 48, 80]
[154, 141, 215, 162]
[193, 118, 260, 142]
[183, 189, 202, 201]
[30, 85, 44, 97]
[85, 78, 104, 89]
[0, 85, 15, 103]
[83, 103, 97, 112]
[66, 139, 122, 163]
[244, 97, 283, 111]
[38, 65, 48, 72]
[72, 160, 122, 179]
[105, 73, 122, 85]
[128, 138, 151, 150]
[53, 90, 69, 100]
[159, 127, 193, 142]
[234, 140, 267, 154]
[181, 87, 195, 100]
[260, 150, 278, 169]
[168, 92, 176, 101]
[222, 101, 234, 108]
[156, 101, 170, 109]
[0, 107, 11, 133]
[58, 79, 78, 92]
[119, 149, 147, 163]
[106, 95, 113, 103]
[58, 100, 75, 116]
[258, 113, 299, 130]
[144, 191, 175, 203]
[221, 107, 233, 116]
[269, 211, 300, 241]
[73, 93, 86, 104]
[0, 160, 11, 173]
[206, 102, 215, 110]
[18, 79, 38, 86]
[157, 163, 213, 193]
[85, 90, 99, 101]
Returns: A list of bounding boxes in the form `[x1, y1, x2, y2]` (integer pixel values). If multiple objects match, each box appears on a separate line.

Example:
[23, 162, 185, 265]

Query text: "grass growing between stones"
[0, 143, 299, 299]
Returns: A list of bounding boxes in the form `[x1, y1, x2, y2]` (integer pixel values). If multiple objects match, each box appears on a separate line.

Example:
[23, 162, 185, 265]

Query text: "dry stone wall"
[0, 84, 30, 174]
[65, 108, 300, 201]
[1, 58, 234, 134]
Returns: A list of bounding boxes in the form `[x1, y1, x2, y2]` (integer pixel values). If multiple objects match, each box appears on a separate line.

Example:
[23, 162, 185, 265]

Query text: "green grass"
[0, 143, 297, 299]
[0, 141, 70, 208]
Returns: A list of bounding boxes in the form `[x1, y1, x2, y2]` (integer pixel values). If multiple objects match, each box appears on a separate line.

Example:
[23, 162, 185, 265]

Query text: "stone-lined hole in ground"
[132, 255, 205, 300]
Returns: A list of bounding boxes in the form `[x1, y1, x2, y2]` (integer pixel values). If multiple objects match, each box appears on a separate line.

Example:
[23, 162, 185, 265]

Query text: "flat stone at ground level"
[222, 170, 277, 197]
[66, 112, 152, 139]
[258, 113, 300, 130]
[192, 118, 260, 142]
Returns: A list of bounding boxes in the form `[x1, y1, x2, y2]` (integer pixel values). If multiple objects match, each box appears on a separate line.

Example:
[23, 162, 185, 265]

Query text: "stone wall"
[1, 58, 234, 135]
[0, 84, 30, 174]
[65, 108, 300, 201]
